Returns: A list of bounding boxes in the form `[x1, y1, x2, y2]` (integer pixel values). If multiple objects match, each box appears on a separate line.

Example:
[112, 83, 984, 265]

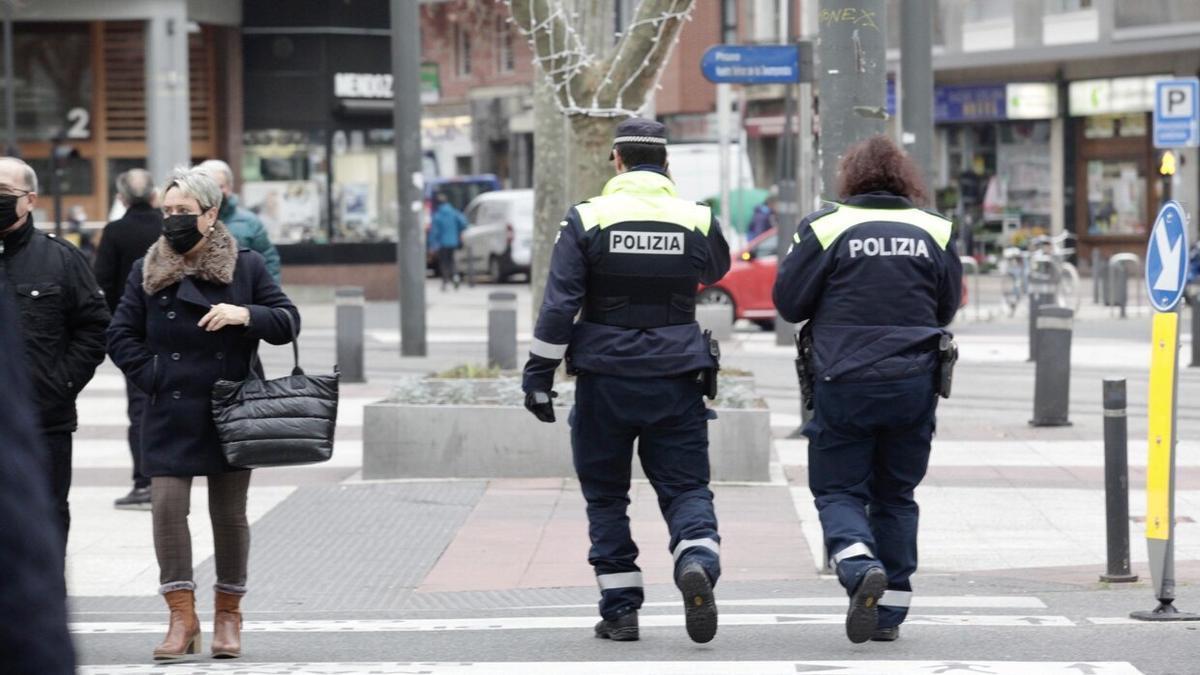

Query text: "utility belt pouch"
[698, 329, 720, 400]
[795, 327, 815, 411]
[937, 333, 958, 399]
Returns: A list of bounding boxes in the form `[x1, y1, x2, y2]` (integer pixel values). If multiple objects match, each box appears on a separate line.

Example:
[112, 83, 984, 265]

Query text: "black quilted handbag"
[211, 310, 338, 468]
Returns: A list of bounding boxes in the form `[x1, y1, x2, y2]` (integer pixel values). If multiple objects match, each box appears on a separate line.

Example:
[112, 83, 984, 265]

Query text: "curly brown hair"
[836, 135, 929, 206]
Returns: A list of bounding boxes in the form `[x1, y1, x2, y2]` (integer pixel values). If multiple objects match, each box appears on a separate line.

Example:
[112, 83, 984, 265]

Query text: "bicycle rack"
[1108, 253, 1141, 319]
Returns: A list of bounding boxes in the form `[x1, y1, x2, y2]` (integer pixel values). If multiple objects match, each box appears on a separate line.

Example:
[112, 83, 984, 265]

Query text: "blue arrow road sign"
[1145, 201, 1190, 312]
[701, 45, 801, 85]
[1153, 78, 1199, 148]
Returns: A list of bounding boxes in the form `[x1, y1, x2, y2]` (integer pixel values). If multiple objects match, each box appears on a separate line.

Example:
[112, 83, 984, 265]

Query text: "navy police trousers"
[804, 372, 937, 629]
[570, 373, 721, 620]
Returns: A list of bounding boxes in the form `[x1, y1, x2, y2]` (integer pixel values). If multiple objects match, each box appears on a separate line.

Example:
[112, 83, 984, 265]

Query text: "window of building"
[1115, 1, 1200, 28]
[241, 129, 329, 244]
[496, 17, 514, 73]
[0, 23, 93, 141]
[963, 0, 1012, 22]
[1086, 160, 1146, 236]
[752, 0, 778, 42]
[455, 26, 471, 77]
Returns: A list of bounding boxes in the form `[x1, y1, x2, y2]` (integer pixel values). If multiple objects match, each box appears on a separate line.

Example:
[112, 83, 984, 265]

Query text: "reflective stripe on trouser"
[571, 373, 722, 620]
[803, 373, 936, 629]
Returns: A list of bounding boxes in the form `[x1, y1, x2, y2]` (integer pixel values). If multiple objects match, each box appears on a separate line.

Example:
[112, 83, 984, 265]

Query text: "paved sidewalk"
[65, 277, 1200, 673]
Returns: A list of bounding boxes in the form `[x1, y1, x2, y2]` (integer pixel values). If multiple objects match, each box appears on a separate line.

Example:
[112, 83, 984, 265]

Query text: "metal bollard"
[775, 312, 793, 346]
[1111, 263, 1128, 318]
[487, 290, 518, 370]
[1100, 378, 1138, 583]
[1092, 249, 1107, 305]
[1191, 302, 1200, 368]
[1030, 305, 1073, 427]
[1027, 256, 1057, 362]
[959, 256, 981, 321]
[335, 286, 366, 383]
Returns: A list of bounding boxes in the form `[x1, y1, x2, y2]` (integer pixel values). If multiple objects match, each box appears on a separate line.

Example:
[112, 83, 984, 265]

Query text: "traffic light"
[1159, 150, 1177, 177]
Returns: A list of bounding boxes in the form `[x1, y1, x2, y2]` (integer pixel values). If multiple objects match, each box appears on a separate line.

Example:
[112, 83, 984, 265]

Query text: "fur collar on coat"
[142, 221, 237, 295]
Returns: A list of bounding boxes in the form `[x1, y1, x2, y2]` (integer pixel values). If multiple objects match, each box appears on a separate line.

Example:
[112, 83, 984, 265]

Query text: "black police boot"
[594, 610, 639, 641]
[114, 486, 152, 511]
[871, 626, 900, 642]
[678, 562, 718, 644]
[846, 566, 887, 644]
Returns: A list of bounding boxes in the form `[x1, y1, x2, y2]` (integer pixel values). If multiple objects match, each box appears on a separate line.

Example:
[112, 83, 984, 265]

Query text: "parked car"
[455, 189, 534, 283]
[698, 227, 779, 330]
[425, 174, 502, 273]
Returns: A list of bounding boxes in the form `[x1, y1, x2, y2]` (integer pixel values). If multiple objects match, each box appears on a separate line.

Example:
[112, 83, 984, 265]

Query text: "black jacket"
[522, 169, 730, 392]
[0, 280, 75, 674]
[0, 217, 110, 432]
[773, 192, 961, 382]
[94, 202, 163, 313]
[106, 222, 299, 477]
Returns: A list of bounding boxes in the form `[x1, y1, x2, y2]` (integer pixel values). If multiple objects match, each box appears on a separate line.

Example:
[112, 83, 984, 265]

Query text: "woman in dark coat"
[107, 167, 298, 661]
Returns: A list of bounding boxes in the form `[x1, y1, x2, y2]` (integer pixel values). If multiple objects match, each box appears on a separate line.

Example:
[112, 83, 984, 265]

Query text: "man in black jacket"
[0, 276, 76, 674]
[0, 156, 110, 553]
[95, 168, 162, 510]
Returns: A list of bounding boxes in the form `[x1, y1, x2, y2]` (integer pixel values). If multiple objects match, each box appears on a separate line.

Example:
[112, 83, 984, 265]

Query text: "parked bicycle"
[1000, 232, 1080, 316]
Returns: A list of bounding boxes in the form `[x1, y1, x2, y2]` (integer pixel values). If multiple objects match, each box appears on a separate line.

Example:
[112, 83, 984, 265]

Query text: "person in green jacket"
[197, 159, 282, 283]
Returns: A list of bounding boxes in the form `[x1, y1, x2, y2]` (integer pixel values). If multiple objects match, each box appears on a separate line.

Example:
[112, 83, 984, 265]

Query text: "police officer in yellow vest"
[774, 135, 962, 644]
[522, 118, 731, 643]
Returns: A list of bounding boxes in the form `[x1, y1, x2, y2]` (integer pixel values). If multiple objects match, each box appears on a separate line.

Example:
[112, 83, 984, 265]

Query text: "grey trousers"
[151, 471, 251, 595]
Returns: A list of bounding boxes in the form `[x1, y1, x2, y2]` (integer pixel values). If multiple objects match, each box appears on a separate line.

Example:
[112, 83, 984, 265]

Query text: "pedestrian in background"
[773, 135, 961, 644]
[106, 167, 299, 661]
[95, 168, 164, 510]
[430, 191, 468, 291]
[0, 156, 110, 556]
[0, 279, 76, 675]
[522, 118, 730, 644]
[748, 193, 777, 240]
[197, 159, 282, 283]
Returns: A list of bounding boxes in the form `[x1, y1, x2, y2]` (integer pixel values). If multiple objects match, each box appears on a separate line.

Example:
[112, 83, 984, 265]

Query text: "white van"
[456, 189, 533, 282]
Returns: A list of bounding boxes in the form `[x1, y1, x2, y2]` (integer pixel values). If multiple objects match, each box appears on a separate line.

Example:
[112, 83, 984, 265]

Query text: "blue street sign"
[1153, 78, 1199, 148]
[935, 84, 1007, 122]
[1145, 201, 1190, 312]
[701, 45, 801, 85]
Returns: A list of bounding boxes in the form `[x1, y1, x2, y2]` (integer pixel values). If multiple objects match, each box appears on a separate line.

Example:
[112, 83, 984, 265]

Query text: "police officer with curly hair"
[522, 118, 730, 644]
[774, 135, 962, 644]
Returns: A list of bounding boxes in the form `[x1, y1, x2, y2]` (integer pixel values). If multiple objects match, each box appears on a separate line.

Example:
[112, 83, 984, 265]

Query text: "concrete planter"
[363, 378, 770, 482]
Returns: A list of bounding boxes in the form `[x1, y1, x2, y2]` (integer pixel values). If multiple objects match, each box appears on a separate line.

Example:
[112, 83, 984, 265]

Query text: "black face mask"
[163, 214, 205, 254]
[0, 194, 22, 230]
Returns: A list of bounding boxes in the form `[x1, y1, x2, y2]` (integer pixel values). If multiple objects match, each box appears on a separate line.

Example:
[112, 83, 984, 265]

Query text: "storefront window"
[1083, 114, 1146, 140]
[1115, 1, 1200, 28]
[0, 23, 93, 141]
[330, 128, 399, 243]
[1086, 160, 1146, 236]
[242, 129, 328, 244]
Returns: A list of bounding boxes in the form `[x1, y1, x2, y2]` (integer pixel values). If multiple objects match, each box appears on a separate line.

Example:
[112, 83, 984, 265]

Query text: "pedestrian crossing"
[67, 656, 1163, 672]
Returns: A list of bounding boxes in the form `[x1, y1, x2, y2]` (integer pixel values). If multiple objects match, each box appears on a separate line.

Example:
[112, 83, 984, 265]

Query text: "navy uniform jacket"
[773, 192, 961, 382]
[522, 168, 730, 392]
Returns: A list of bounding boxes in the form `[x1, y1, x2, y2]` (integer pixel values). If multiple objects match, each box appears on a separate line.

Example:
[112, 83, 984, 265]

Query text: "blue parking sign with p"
[1154, 79, 1199, 148]
[1145, 201, 1190, 312]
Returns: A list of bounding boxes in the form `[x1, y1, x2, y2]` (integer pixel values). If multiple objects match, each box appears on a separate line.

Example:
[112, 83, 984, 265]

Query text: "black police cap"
[610, 117, 667, 159]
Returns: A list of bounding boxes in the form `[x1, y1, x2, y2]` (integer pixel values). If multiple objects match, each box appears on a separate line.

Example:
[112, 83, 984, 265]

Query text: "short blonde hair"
[163, 166, 221, 212]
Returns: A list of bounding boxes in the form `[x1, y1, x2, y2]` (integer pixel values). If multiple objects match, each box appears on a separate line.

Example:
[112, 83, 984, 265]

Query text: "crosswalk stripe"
[70, 613, 1075, 634]
[75, 660, 1145, 675]
[509, 595, 1048, 610]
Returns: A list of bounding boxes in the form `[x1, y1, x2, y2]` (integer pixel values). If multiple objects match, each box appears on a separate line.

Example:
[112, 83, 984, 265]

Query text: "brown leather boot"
[153, 589, 201, 660]
[211, 590, 244, 658]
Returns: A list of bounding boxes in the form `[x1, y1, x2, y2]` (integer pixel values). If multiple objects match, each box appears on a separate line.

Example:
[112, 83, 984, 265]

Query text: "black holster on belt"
[794, 327, 815, 411]
[937, 333, 958, 399]
[698, 329, 720, 400]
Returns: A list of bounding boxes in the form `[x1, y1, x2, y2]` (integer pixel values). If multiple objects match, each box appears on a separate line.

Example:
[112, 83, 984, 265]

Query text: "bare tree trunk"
[531, 64, 567, 321]
[509, 0, 694, 293]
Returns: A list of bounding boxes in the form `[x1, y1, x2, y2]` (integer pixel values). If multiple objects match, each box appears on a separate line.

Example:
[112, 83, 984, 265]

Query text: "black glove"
[524, 390, 558, 423]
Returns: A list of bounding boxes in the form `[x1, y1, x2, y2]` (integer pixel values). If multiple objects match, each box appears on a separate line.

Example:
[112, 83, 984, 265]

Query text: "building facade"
[1, 0, 242, 228]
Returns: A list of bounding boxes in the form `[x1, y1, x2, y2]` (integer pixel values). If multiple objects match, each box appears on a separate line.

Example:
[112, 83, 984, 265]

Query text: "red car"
[698, 228, 780, 330]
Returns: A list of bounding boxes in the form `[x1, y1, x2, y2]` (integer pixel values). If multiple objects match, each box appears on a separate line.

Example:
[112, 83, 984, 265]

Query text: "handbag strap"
[244, 307, 302, 380]
[278, 307, 303, 376]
